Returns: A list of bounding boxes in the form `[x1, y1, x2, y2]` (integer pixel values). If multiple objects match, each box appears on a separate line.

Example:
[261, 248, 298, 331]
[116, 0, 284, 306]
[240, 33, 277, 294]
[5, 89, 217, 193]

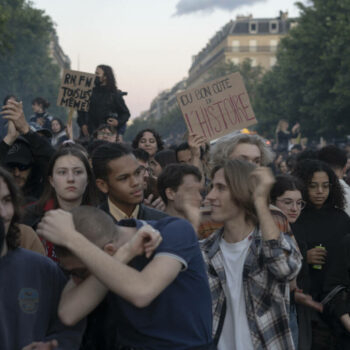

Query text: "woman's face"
[149, 159, 162, 177]
[49, 155, 88, 205]
[281, 120, 289, 131]
[279, 161, 288, 174]
[275, 190, 304, 223]
[0, 177, 14, 234]
[138, 131, 158, 157]
[308, 171, 330, 209]
[96, 128, 117, 143]
[51, 120, 61, 133]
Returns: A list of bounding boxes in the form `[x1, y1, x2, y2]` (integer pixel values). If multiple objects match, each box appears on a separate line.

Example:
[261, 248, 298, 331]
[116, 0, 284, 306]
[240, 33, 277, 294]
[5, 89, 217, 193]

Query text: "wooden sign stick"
[67, 107, 74, 140]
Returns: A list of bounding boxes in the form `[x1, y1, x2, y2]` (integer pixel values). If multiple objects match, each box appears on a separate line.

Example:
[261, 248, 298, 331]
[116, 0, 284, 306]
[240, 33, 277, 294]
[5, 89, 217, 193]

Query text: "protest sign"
[57, 69, 95, 112]
[176, 72, 257, 141]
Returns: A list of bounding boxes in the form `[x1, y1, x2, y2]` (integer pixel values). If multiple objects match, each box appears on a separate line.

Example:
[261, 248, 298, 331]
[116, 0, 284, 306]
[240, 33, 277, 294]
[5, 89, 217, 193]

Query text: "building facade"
[138, 78, 187, 121]
[187, 12, 296, 88]
[49, 31, 71, 75]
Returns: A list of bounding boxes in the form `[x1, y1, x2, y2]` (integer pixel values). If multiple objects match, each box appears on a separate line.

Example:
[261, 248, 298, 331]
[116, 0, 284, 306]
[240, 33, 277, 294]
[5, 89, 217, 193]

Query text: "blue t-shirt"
[0, 115, 7, 141]
[0, 248, 84, 350]
[114, 217, 213, 349]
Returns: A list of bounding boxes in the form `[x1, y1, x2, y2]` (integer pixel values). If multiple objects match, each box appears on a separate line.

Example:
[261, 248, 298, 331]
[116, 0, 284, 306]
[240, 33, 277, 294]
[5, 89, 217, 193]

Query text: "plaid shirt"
[200, 219, 302, 350]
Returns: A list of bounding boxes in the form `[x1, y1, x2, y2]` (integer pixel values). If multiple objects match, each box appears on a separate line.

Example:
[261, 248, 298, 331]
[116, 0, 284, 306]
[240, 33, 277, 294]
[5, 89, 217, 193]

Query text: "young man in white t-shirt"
[201, 159, 302, 349]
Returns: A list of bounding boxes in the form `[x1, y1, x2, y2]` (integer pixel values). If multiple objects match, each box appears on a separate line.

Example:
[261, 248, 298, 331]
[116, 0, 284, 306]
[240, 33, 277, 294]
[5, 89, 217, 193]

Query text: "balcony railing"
[226, 46, 277, 53]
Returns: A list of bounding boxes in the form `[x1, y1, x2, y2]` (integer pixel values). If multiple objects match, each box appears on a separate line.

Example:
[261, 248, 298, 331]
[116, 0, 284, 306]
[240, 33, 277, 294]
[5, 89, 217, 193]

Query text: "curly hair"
[0, 167, 22, 251]
[32, 97, 50, 110]
[292, 159, 345, 210]
[210, 133, 274, 168]
[270, 175, 304, 203]
[97, 64, 118, 92]
[132, 128, 164, 152]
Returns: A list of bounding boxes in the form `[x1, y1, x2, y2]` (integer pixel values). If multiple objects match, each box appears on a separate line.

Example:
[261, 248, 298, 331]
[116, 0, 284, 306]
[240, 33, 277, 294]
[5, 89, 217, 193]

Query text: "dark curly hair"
[0, 167, 22, 251]
[32, 97, 50, 110]
[292, 159, 345, 210]
[270, 175, 304, 203]
[132, 128, 164, 152]
[97, 64, 117, 92]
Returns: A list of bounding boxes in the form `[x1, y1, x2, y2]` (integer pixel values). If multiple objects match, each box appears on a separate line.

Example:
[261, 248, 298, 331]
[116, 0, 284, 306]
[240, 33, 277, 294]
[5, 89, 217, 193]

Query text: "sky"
[32, 0, 305, 119]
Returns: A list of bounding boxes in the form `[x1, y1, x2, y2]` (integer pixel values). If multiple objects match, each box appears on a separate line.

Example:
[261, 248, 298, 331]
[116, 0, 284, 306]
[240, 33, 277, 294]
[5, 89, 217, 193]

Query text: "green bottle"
[313, 244, 325, 270]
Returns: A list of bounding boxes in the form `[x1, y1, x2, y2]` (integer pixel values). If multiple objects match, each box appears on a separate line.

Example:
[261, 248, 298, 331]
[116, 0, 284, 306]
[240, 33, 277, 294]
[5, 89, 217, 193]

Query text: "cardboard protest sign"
[176, 72, 257, 141]
[57, 69, 95, 112]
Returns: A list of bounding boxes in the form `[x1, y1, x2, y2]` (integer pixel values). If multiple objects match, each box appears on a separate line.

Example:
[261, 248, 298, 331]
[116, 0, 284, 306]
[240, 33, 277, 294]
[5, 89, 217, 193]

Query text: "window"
[249, 40, 257, 52]
[232, 40, 240, 52]
[270, 39, 278, 52]
[249, 22, 258, 34]
[230, 57, 239, 65]
[269, 21, 279, 33]
[270, 57, 277, 67]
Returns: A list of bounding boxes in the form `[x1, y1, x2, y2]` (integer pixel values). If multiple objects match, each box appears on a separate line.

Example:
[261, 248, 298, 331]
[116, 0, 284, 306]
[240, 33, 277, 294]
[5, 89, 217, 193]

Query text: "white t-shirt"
[340, 179, 350, 217]
[218, 234, 254, 350]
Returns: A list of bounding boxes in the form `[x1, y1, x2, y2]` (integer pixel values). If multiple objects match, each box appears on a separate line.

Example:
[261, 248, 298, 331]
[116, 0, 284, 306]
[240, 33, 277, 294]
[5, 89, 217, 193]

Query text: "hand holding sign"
[177, 73, 257, 141]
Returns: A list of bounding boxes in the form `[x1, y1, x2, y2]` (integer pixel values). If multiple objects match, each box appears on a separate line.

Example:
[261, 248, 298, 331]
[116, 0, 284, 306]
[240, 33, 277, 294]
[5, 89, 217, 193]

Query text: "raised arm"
[251, 167, 302, 280]
[37, 211, 182, 324]
[57, 226, 161, 326]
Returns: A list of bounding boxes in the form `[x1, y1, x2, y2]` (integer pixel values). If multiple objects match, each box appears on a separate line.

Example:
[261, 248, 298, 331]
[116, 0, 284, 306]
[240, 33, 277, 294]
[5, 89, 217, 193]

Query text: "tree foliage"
[255, 0, 350, 139]
[124, 105, 187, 145]
[206, 58, 264, 102]
[0, 0, 63, 118]
[0, 1, 11, 53]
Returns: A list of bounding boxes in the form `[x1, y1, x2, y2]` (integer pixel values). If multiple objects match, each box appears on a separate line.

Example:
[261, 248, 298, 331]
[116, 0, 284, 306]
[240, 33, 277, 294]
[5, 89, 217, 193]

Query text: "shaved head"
[56, 206, 119, 258]
[71, 206, 119, 247]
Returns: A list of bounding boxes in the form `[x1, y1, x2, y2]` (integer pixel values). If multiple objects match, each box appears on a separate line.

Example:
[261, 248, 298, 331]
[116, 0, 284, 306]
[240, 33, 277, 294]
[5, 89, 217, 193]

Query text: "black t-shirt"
[292, 206, 350, 301]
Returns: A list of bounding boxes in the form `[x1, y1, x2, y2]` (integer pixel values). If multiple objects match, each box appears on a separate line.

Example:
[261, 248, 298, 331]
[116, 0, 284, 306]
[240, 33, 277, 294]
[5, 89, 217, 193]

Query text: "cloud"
[174, 0, 265, 16]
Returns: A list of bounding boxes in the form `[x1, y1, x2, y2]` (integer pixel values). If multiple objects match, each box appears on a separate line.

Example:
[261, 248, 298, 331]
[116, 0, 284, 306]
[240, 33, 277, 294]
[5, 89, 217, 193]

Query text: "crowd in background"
[1, 65, 350, 350]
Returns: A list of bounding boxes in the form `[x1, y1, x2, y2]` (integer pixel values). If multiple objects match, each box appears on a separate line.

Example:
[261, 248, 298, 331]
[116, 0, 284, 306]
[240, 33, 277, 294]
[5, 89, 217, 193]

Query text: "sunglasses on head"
[6, 162, 32, 171]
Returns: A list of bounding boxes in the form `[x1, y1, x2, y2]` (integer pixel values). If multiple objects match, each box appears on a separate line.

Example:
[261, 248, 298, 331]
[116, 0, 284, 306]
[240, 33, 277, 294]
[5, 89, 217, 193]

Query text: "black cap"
[4, 139, 34, 166]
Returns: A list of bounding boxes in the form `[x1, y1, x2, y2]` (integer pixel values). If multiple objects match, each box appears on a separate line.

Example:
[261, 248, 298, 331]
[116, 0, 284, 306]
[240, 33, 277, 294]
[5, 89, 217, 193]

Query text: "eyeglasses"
[6, 162, 32, 171]
[308, 183, 331, 191]
[276, 199, 306, 209]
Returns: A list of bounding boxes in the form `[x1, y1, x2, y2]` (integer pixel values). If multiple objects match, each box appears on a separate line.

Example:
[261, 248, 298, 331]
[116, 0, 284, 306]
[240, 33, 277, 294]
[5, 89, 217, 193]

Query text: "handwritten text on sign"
[57, 69, 96, 112]
[176, 73, 257, 141]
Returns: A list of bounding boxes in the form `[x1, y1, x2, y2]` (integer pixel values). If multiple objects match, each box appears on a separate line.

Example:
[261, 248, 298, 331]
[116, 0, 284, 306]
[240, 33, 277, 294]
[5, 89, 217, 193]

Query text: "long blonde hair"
[212, 159, 258, 225]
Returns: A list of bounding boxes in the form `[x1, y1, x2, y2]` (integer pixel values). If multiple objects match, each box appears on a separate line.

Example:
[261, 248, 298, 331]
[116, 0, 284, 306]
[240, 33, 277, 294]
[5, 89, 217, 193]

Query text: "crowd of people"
[1, 65, 350, 350]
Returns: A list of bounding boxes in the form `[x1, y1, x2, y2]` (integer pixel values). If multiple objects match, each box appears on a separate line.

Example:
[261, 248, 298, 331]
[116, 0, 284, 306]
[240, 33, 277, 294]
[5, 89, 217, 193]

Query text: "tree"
[124, 105, 186, 145]
[125, 59, 264, 144]
[0, 0, 63, 119]
[0, 1, 11, 53]
[206, 58, 264, 101]
[255, 0, 350, 139]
